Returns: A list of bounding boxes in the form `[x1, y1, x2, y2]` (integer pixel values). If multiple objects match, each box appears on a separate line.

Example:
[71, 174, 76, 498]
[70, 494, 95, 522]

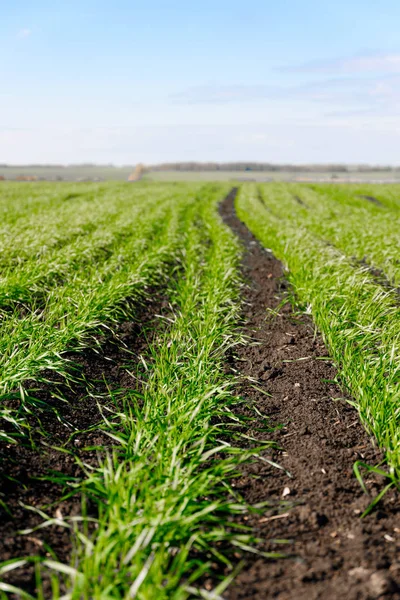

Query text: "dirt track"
[220, 190, 400, 600]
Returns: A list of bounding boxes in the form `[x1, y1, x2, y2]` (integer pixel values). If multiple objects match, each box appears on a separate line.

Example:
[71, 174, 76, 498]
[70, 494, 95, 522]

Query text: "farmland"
[0, 181, 399, 599]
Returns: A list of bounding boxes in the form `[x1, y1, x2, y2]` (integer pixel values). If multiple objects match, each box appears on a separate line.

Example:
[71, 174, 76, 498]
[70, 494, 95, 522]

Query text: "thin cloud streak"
[171, 74, 400, 114]
[278, 52, 400, 74]
[171, 84, 277, 104]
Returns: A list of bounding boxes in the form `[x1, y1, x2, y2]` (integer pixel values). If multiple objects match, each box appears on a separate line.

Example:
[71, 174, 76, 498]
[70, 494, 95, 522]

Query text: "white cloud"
[344, 54, 400, 73]
[17, 28, 31, 39]
[171, 84, 275, 104]
[280, 53, 400, 74]
[172, 75, 400, 115]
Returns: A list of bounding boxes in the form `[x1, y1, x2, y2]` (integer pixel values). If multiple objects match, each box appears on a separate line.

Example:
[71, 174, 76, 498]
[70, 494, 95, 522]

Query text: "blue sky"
[2, 0, 400, 164]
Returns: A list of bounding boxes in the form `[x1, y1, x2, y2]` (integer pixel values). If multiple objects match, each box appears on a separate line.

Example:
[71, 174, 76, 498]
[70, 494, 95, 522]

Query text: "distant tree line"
[0, 163, 116, 169]
[1, 162, 400, 172]
[147, 162, 400, 173]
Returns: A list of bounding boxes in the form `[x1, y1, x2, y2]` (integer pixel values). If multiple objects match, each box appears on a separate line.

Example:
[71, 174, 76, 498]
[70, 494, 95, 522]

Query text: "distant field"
[0, 165, 132, 181]
[2, 165, 400, 183]
[145, 169, 400, 183]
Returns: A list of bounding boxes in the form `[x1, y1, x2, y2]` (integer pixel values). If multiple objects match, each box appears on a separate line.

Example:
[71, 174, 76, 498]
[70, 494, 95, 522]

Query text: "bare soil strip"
[293, 195, 309, 209]
[357, 258, 400, 298]
[220, 192, 400, 600]
[358, 194, 384, 207]
[0, 290, 171, 594]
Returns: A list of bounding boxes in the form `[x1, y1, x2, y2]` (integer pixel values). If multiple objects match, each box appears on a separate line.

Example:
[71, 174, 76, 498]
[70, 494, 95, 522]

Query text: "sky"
[1, 0, 400, 165]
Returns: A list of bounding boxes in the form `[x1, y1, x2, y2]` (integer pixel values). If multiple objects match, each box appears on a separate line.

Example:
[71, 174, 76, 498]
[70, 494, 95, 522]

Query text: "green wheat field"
[0, 181, 399, 598]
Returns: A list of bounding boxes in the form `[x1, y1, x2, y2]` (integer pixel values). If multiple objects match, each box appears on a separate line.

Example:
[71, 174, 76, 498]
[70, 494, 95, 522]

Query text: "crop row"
[260, 182, 400, 286]
[0, 183, 210, 444]
[0, 182, 273, 599]
[238, 183, 400, 480]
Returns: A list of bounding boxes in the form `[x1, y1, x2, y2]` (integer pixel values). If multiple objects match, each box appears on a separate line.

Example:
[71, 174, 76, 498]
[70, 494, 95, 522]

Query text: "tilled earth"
[220, 191, 400, 600]
[1, 191, 399, 599]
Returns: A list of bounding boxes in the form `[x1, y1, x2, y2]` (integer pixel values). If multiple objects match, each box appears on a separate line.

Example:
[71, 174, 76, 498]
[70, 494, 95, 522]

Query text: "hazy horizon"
[2, 161, 400, 169]
[2, 1, 400, 165]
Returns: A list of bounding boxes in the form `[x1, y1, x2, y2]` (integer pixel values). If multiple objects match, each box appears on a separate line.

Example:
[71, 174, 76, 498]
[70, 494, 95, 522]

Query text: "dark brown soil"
[358, 195, 384, 207]
[220, 191, 400, 600]
[356, 258, 400, 299]
[293, 195, 309, 209]
[0, 291, 172, 594]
